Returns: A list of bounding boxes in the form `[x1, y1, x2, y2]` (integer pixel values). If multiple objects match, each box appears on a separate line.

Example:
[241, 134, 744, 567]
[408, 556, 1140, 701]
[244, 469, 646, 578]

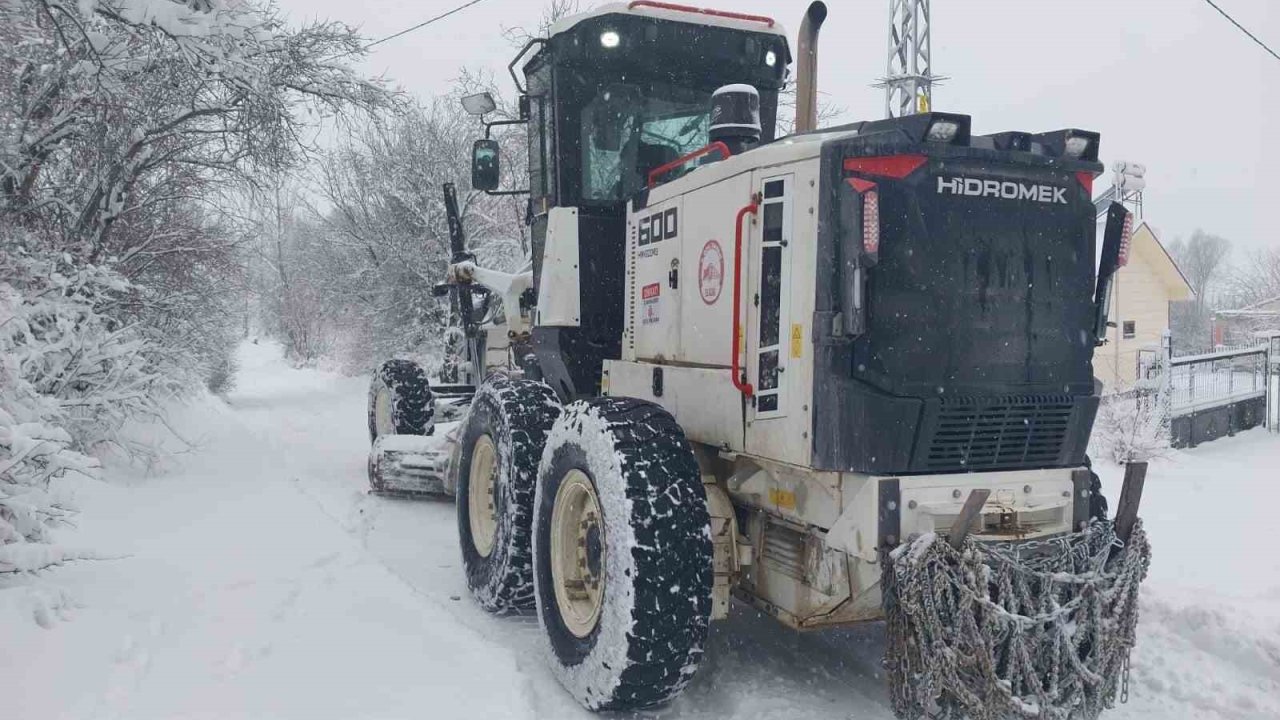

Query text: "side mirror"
[472, 139, 500, 192]
[461, 92, 496, 117]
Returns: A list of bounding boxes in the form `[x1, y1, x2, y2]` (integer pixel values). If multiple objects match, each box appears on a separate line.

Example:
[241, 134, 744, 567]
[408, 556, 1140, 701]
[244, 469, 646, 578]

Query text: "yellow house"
[1094, 221, 1194, 388]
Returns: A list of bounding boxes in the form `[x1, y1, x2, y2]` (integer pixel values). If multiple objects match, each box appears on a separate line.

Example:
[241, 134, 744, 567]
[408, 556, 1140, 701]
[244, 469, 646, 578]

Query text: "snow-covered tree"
[288, 87, 527, 370]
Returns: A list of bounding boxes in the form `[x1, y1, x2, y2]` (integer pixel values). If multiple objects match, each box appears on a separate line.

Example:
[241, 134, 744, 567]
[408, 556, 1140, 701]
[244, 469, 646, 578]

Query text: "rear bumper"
[732, 463, 1093, 630]
[827, 466, 1084, 562]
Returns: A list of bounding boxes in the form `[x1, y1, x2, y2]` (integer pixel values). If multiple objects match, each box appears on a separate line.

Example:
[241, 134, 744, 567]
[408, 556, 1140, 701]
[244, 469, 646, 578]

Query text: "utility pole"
[877, 0, 943, 118]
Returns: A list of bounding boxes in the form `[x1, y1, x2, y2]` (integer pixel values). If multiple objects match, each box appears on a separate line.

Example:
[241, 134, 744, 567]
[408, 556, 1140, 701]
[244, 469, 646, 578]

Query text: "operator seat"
[635, 141, 680, 190]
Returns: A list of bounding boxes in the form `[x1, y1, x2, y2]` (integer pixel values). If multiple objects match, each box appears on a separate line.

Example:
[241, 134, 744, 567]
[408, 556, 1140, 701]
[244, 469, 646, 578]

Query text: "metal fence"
[1165, 346, 1269, 414]
[1136, 333, 1278, 445]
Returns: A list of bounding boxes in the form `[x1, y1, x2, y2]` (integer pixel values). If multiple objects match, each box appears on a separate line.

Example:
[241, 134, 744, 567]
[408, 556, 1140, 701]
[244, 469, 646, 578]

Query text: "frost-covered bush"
[0, 411, 100, 574]
[1091, 379, 1173, 464]
[0, 246, 180, 451]
[0, 250, 114, 573]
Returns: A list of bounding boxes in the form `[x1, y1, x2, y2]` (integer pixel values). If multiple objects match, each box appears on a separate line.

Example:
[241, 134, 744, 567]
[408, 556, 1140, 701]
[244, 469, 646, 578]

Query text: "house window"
[1122, 321, 1136, 339]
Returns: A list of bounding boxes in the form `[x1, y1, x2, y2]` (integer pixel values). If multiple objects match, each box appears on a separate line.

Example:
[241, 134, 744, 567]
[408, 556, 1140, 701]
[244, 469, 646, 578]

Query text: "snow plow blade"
[882, 518, 1151, 720]
[368, 433, 456, 497]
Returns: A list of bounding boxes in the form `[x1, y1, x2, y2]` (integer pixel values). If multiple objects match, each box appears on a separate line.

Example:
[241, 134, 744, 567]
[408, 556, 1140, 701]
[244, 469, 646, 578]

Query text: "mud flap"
[881, 519, 1151, 720]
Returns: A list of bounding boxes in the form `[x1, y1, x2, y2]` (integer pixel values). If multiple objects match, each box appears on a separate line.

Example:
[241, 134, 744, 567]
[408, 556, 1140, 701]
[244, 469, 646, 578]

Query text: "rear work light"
[1118, 211, 1134, 267]
[1064, 136, 1092, 158]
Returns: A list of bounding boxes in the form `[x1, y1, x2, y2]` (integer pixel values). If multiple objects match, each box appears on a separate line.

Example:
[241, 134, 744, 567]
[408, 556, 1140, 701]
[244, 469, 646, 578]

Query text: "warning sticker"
[641, 282, 661, 325]
[698, 240, 725, 305]
[791, 323, 804, 358]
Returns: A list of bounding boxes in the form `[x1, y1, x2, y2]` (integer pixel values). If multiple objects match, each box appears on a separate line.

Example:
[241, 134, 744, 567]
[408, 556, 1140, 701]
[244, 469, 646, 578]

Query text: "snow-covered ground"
[4, 341, 1278, 719]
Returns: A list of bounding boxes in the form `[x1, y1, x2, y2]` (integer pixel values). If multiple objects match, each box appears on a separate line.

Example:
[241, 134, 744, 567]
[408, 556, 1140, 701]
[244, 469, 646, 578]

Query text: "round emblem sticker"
[698, 240, 725, 305]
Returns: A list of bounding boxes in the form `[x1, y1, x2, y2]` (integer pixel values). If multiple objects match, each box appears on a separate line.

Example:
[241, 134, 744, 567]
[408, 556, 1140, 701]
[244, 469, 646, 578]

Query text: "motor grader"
[366, 2, 1151, 716]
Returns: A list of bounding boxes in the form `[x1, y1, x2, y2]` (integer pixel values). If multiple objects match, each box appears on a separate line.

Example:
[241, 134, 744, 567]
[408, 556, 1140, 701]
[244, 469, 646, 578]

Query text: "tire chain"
[881, 520, 1152, 720]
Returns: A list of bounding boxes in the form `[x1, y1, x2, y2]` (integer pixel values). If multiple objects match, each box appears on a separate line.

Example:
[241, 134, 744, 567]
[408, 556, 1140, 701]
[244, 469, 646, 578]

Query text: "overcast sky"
[276, 0, 1277, 256]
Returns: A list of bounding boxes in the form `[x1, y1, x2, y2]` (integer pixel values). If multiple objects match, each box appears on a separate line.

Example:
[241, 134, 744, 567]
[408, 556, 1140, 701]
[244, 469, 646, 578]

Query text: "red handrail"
[628, 1, 776, 28]
[732, 201, 758, 398]
[647, 141, 732, 189]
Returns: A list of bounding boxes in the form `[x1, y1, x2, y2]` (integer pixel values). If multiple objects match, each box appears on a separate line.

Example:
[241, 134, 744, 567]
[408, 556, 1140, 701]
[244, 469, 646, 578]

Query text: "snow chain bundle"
[882, 520, 1151, 720]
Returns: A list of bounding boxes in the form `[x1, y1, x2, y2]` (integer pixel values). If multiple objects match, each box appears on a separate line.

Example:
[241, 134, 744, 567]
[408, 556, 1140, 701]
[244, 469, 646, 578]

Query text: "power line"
[363, 0, 490, 51]
[1201, 0, 1280, 63]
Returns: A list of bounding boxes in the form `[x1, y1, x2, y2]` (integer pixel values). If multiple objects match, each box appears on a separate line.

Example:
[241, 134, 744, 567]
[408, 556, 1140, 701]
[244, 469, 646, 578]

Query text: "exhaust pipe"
[794, 1, 827, 133]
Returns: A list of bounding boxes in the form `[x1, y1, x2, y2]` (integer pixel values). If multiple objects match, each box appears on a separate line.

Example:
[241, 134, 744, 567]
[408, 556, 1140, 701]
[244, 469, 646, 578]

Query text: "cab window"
[579, 82, 709, 206]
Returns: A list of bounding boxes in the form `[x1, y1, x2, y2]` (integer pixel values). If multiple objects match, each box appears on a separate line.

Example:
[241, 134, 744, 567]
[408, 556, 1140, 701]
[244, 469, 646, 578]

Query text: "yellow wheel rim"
[468, 434, 499, 557]
[374, 387, 395, 436]
[550, 469, 606, 638]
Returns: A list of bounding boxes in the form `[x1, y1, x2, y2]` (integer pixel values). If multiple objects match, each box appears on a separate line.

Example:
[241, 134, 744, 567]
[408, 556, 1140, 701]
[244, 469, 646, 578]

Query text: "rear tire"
[368, 359, 434, 442]
[534, 398, 712, 711]
[456, 375, 561, 613]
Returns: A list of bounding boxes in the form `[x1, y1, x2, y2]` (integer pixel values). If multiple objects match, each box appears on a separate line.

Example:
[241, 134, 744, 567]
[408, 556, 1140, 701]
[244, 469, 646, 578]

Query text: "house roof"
[1214, 294, 1280, 318]
[1127, 221, 1195, 301]
[1240, 294, 1280, 311]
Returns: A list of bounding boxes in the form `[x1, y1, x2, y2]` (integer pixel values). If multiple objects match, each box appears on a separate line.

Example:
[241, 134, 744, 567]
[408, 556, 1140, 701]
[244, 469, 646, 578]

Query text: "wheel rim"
[550, 469, 606, 638]
[468, 434, 499, 557]
[374, 387, 395, 436]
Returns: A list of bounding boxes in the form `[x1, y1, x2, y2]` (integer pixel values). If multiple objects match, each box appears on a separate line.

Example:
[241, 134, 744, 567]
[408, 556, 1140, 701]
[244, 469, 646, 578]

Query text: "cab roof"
[548, 2, 790, 40]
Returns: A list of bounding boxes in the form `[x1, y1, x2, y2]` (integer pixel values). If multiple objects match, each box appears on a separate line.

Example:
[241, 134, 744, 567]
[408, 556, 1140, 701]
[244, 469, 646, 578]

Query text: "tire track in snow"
[283, 472, 566, 718]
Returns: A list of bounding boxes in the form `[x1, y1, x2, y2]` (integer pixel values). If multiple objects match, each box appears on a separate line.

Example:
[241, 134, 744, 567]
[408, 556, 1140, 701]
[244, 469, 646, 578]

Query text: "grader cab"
[365, 2, 1150, 717]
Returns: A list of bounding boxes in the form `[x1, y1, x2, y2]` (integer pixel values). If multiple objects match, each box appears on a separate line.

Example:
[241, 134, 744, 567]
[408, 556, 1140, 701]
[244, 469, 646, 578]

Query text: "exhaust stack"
[794, 1, 827, 133]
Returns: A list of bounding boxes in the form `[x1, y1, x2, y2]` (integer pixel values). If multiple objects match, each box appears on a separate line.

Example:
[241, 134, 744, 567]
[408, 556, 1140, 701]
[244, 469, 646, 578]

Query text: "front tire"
[368, 359, 434, 442]
[456, 375, 561, 613]
[534, 398, 712, 711]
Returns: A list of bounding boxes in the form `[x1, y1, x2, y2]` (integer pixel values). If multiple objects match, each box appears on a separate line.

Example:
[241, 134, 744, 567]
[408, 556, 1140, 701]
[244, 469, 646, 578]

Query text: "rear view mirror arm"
[483, 118, 528, 139]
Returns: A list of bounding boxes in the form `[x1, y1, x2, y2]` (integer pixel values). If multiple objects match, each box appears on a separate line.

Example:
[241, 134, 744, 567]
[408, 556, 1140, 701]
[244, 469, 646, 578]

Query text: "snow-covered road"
[5, 342, 1278, 719]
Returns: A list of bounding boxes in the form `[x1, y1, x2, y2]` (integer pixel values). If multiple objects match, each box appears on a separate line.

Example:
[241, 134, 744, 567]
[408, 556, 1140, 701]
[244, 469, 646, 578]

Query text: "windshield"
[579, 82, 710, 205]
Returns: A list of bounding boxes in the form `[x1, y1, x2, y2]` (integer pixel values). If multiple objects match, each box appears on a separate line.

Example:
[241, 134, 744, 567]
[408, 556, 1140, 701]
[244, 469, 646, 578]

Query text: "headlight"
[765, 49, 777, 67]
[600, 31, 620, 48]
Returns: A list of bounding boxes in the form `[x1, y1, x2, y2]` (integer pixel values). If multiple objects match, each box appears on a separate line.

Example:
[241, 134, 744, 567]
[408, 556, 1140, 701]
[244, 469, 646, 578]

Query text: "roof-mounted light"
[1031, 129, 1101, 162]
[926, 119, 960, 143]
[1064, 135, 1092, 158]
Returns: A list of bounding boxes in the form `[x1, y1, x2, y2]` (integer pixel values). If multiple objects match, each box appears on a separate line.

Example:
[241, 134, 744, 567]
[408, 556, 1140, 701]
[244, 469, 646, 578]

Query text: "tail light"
[846, 178, 880, 260]
[862, 190, 880, 256]
[1118, 211, 1134, 267]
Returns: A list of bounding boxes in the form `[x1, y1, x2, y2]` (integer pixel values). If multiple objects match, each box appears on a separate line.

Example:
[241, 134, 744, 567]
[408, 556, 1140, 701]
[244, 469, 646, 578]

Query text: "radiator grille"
[760, 523, 805, 581]
[924, 395, 1074, 471]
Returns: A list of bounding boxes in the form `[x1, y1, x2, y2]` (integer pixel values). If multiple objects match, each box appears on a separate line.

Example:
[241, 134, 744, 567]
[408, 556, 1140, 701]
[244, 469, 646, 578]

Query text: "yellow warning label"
[768, 487, 796, 510]
[790, 323, 803, 359]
